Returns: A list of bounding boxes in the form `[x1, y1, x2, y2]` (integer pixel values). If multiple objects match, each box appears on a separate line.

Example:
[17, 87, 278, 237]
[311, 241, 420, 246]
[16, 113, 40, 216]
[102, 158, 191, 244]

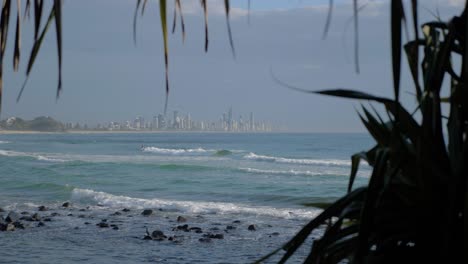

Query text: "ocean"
[0, 132, 373, 263]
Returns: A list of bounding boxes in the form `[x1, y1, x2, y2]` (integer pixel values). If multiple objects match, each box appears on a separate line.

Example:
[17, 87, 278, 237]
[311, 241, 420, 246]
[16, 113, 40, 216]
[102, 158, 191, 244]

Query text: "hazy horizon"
[1, 0, 463, 132]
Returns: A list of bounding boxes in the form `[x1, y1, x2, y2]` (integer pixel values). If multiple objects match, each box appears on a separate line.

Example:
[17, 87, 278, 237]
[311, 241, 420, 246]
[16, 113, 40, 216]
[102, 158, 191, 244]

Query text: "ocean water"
[0, 132, 373, 263]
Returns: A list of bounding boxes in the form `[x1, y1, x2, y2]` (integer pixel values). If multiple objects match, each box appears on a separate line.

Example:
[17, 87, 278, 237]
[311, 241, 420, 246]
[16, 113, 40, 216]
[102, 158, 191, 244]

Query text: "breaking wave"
[71, 188, 321, 220]
[243, 152, 352, 166]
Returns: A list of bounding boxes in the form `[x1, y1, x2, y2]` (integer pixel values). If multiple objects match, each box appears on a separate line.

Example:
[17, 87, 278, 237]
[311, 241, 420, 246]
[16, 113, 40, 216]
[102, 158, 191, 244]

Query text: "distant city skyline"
[61, 107, 273, 132]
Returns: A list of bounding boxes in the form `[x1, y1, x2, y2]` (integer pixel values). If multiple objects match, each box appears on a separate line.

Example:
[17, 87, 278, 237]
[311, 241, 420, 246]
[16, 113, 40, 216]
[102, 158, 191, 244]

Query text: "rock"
[13, 221, 24, 229]
[122, 208, 131, 212]
[37, 222, 45, 227]
[189, 227, 202, 233]
[177, 216, 187, 222]
[143, 235, 153, 240]
[0, 224, 6, 231]
[79, 209, 86, 212]
[226, 225, 236, 230]
[6, 223, 15, 231]
[43, 218, 52, 222]
[20, 216, 34, 221]
[112, 226, 119, 230]
[62, 202, 71, 208]
[174, 224, 189, 232]
[209, 234, 224, 239]
[21, 211, 29, 215]
[31, 213, 41, 221]
[50, 212, 61, 217]
[151, 230, 167, 240]
[248, 224, 256, 231]
[67, 214, 73, 217]
[84, 222, 91, 225]
[232, 220, 241, 224]
[0, 207, 4, 212]
[97, 222, 109, 228]
[101, 219, 107, 222]
[38, 206, 47, 211]
[112, 211, 122, 216]
[141, 209, 153, 216]
[270, 232, 280, 236]
[6, 211, 20, 223]
[0, 216, 5, 225]
[199, 238, 212, 243]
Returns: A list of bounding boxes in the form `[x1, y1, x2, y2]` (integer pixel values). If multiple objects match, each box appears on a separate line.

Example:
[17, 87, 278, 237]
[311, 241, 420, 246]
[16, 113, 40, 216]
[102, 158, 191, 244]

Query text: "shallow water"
[0, 132, 372, 263]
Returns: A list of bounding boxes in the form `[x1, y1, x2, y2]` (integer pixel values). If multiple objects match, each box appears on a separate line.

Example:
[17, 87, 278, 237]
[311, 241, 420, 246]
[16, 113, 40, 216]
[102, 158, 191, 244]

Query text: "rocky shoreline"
[0, 202, 282, 244]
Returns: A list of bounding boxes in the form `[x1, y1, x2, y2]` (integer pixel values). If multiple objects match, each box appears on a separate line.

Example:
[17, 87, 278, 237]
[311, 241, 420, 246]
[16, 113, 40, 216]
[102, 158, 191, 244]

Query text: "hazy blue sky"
[1, 0, 464, 132]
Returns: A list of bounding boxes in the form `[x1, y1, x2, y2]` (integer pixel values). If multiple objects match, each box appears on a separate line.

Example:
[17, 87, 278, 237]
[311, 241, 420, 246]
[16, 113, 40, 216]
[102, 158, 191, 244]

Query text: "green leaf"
[391, 0, 403, 105]
[13, 0, 21, 72]
[159, 0, 169, 114]
[201, 0, 209, 52]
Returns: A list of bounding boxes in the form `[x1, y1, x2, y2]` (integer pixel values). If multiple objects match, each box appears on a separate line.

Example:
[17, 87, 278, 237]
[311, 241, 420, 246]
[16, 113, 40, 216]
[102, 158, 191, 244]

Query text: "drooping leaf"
[133, 0, 141, 45]
[201, 0, 209, 52]
[322, 0, 333, 39]
[175, 0, 185, 42]
[159, 0, 169, 114]
[224, 0, 236, 58]
[17, 5, 55, 102]
[13, 0, 21, 72]
[54, 0, 62, 99]
[391, 0, 403, 105]
[353, 0, 360, 73]
[24, 0, 31, 20]
[0, 0, 12, 113]
[141, 0, 148, 16]
[33, 0, 43, 41]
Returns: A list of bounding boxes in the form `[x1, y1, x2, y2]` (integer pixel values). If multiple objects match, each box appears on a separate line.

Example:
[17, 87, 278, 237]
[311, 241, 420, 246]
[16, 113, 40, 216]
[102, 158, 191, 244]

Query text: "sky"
[1, 0, 465, 132]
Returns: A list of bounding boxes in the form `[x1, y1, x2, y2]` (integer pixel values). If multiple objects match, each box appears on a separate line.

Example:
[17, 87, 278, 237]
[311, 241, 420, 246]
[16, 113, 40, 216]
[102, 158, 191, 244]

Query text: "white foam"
[142, 147, 211, 155]
[239, 167, 341, 176]
[0, 140, 10, 144]
[71, 188, 321, 220]
[0, 149, 67, 162]
[243, 152, 352, 166]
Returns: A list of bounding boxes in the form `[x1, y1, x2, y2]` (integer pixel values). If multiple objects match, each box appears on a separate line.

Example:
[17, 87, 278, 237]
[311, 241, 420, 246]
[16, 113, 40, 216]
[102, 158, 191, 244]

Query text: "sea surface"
[0, 132, 373, 263]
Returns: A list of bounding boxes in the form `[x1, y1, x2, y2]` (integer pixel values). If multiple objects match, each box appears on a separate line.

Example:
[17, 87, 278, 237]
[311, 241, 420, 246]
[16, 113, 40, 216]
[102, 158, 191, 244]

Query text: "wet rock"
[6, 223, 15, 231]
[84, 222, 91, 225]
[174, 224, 189, 232]
[143, 235, 153, 240]
[37, 222, 45, 227]
[232, 220, 241, 224]
[31, 213, 41, 221]
[101, 219, 107, 222]
[270, 232, 280, 236]
[112, 211, 122, 216]
[0, 216, 5, 225]
[141, 209, 153, 216]
[67, 214, 73, 217]
[0, 224, 6, 231]
[97, 222, 109, 228]
[21, 211, 29, 215]
[0, 208, 4, 212]
[62, 202, 71, 208]
[122, 208, 131, 212]
[112, 226, 119, 230]
[177, 216, 187, 222]
[226, 225, 236, 230]
[13, 221, 24, 229]
[79, 209, 86, 212]
[38, 206, 47, 211]
[20, 216, 34, 221]
[248, 224, 256, 231]
[204, 233, 224, 239]
[151, 230, 167, 241]
[50, 212, 61, 217]
[199, 238, 212, 243]
[43, 218, 52, 222]
[189, 227, 202, 233]
[6, 211, 20, 223]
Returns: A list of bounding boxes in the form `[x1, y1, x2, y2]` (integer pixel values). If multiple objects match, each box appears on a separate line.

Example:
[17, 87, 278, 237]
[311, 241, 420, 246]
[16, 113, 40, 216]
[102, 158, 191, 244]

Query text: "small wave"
[243, 152, 352, 166]
[213, 149, 232, 156]
[0, 149, 67, 163]
[239, 167, 340, 177]
[71, 188, 321, 220]
[0, 140, 10, 144]
[142, 147, 211, 155]
[159, 164, 214, 171]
